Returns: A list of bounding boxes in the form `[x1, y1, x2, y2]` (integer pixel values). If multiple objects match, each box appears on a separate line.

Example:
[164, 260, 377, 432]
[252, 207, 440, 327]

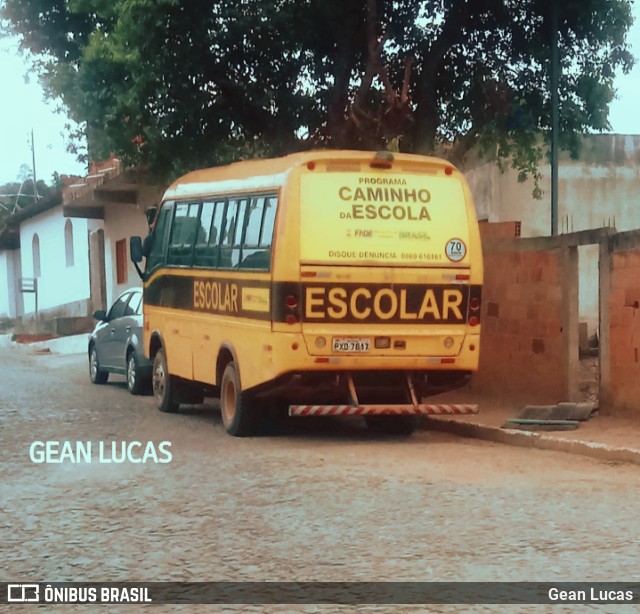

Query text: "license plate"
[332, 338, 371, 352]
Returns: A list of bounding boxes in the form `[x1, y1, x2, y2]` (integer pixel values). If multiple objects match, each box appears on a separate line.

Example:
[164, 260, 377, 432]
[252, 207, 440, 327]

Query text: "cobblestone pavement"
[1, 346, 639, 613]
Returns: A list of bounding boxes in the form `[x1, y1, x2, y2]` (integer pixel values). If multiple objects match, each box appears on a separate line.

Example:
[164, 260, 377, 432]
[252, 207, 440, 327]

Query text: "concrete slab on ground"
[423, 396, 640, 466]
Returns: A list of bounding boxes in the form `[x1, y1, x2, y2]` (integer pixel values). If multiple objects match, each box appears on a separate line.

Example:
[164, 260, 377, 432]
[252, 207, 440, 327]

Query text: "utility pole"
[550, 2, 559, 236]
[30, 128, 40, 201]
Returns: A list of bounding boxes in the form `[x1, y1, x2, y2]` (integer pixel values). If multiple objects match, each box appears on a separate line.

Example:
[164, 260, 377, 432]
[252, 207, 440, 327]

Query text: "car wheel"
[126, 350, 145, 395]
[220, 362, 258, 437]
[89, 346, 108, 385]
[365, 415, 417, 435]
[153, 348, 179, 412]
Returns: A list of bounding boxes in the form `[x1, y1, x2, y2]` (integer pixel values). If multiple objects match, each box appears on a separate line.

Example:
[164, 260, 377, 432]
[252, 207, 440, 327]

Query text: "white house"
[19, 204, 95, 318]
[0, 159, 163, 332]
[62, 159, 164, 310]
[0, 248, 21, 320]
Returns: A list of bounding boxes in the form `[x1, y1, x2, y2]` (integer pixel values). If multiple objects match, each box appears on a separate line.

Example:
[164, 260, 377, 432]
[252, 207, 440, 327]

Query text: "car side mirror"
[130, 236, 143, 263]
[93, 310, 108, 321]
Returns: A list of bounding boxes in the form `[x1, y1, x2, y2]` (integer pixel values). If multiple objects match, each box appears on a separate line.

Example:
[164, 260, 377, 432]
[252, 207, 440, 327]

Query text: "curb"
[425, 417, 640, 467]
[29, 333, 90, 355]
[1, 333, 91, 355]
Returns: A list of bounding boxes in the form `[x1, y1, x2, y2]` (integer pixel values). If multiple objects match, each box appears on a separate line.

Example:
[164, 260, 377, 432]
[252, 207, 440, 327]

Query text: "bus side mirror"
[142, 234, 153, 258]
[130, 236, 144, 263]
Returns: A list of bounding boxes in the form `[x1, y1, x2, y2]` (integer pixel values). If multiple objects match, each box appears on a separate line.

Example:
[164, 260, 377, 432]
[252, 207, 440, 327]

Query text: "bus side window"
[146, 203, 173, 274]
[167, 202, 200, 266]
[220, 199, 248, 269]
[260, 196, 277, 246]
[194, 201, 223, 268]
[240, 195, 277, 270]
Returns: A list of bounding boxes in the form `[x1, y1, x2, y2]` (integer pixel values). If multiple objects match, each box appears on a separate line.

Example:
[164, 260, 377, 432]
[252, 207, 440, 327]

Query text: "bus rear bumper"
[289, 403, 478, 417]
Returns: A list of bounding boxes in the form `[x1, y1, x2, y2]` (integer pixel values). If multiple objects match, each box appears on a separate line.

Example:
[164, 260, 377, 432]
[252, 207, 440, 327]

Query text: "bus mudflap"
[287, 372, 478, 416]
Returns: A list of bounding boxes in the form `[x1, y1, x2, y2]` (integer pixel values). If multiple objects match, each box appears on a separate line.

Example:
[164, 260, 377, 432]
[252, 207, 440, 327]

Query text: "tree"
[1, 0, 634, 184]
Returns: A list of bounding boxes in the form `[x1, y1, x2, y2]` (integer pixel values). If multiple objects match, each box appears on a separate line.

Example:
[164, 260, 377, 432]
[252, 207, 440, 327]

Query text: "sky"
[0, 35, 88, 187]
[1, 5, 640, 187]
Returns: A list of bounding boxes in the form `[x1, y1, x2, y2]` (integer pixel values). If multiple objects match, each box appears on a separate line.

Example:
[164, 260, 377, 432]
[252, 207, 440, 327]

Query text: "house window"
[32, 233, 41, 278]
[64, 219, 74, 267]
[116, 239, 127, 284]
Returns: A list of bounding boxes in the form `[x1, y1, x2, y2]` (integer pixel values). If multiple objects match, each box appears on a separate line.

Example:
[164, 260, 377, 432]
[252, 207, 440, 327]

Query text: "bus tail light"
[467, 285, 482, 326]
[285, 293, 299, 324]
[374, 337, 391, 349]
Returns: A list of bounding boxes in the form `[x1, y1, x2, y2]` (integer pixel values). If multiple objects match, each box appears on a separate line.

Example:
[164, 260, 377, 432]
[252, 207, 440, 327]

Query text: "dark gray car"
[88, 288, 151, 394]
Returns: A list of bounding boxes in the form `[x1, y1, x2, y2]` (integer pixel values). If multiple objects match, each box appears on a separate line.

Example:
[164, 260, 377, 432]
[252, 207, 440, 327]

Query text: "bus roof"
[163, 150, 457, 201]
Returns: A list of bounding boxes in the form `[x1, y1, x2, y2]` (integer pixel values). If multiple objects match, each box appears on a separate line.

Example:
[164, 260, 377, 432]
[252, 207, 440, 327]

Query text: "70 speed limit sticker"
[445, 238, 467, 262]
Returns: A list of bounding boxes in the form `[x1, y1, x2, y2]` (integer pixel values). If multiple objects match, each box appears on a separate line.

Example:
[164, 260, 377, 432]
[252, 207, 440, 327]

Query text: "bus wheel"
[153, 349, 179, 413]
[365, 415, 417, 436]
[220, 362, 257, 437]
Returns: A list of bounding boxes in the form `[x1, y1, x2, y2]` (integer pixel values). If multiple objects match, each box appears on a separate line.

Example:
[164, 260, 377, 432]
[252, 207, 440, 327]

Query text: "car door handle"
[110, 328, 116, 334]
[126, 326, 131, 332]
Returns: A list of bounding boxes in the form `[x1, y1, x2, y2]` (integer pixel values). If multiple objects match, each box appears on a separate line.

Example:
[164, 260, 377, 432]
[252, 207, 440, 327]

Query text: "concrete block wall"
[472, 242, 570, 403]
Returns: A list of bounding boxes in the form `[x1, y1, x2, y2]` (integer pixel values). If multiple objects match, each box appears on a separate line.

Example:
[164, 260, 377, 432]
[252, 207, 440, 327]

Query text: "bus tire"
[220, 362, 257, 437]
[365, 415, 417, 436]
[153, 349, 180, 413]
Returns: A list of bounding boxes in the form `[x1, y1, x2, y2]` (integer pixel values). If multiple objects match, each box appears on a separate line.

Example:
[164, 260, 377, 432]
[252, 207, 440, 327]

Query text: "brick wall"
[602, 233, 640, 416]
[465, 227, 640, 415]
[472, 240, 575, 403]
[479, 221, 522, 239]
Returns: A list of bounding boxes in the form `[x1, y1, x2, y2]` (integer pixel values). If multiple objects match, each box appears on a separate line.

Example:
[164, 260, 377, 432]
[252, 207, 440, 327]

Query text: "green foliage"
[1, 0, 634, 186]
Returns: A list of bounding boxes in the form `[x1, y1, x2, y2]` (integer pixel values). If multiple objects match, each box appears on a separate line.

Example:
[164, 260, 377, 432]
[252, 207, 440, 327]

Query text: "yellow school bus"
[130, 150, 482, 436]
